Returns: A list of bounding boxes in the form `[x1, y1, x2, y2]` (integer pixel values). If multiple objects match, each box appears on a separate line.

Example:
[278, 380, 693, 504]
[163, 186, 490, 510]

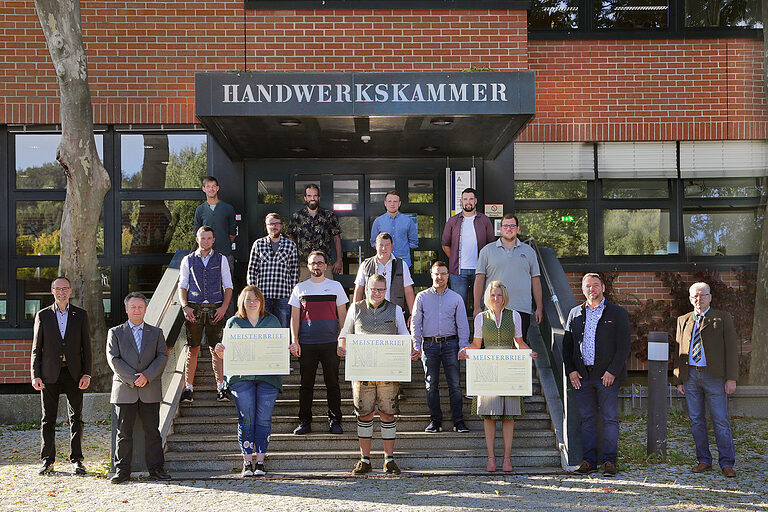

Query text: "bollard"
[647, 331, 669, 455]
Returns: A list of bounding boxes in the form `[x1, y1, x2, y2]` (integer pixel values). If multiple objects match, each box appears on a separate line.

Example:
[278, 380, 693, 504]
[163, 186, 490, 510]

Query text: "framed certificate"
[221, 328, 291, 376]
[465, 349, 532, 396]
[344, 334, 412, 382]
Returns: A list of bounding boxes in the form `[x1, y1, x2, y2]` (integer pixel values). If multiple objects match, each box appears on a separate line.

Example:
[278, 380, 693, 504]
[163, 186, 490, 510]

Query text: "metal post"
[647, 331, 669, 455]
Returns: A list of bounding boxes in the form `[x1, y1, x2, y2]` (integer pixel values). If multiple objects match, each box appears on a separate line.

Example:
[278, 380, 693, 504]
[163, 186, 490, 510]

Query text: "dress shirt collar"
[429, 286, 449, 296]
[129, 321, 145, 330]
[54, 303, 70, 315]
[693, 307, 710, 319]
[586, 298, 605, 312]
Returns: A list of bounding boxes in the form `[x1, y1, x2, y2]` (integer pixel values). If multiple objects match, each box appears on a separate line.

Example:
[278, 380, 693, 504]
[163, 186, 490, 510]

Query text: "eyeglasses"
[369, 288, 387, 294]
[267, 222, 283, 226]
[309, 262, 327, 267]
[432, 272, 449, 277]
[52, 287, 71, 292]
[500, 224, 518, 229]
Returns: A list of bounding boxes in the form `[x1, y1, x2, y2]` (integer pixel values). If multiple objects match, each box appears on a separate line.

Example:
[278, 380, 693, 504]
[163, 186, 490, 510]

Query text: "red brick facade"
[0, 339, 31, 384]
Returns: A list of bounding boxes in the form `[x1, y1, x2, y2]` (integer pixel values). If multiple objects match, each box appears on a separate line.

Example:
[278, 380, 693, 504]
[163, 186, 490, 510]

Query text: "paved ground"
[1, 416, 766, 512]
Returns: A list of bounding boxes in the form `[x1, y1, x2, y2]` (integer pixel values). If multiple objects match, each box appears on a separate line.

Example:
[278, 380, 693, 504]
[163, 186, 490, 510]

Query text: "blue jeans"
[421, 339, 464, 423]
[265, 297, 291, 329]
[229, 380, 279, 455]
[573, 374, 620, 465]
[684, 368, 736, 468]
[448, 269, 475, 310]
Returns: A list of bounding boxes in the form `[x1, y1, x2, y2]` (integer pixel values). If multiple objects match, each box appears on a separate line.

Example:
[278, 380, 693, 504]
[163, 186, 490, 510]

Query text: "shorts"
[185, 303, 225, 348]
[352, 381, 399, 417]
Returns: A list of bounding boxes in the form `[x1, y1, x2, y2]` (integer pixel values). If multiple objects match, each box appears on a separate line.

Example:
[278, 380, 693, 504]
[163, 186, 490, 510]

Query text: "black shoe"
[453, 421, 470, 433]
[110, 472, 131, 484]
[73, 461, 87, 475]
[351, 460, 372, 475]
[424, 421, 442, 433]
[216, 388, 230, 402]
[148, 467, 172, 481]
[329, 419, 343, 434]
[293, 423, 312, 435]
[181, 388, 194, 403]
[383, 459, 401, 475]
[253, 462, 266, 476]
[38, 461, 54, 475]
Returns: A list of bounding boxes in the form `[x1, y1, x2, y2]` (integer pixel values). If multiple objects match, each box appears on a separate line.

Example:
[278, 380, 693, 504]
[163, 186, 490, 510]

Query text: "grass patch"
[617, 411, 692, 469]
[95, 414, 112, 427]
[8, 420, 41, 431]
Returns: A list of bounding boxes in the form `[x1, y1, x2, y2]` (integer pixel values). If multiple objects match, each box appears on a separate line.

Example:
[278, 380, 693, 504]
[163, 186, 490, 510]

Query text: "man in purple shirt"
[411, 261, 471, 434]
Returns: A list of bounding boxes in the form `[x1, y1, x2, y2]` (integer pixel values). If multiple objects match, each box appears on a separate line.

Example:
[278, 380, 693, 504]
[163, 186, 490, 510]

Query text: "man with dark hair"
[473, 213, 543, 342]
[563, 273, 631, 477]
[674, 282, 738, 478]
[194, 176, 237, 285]
[288, 250, 349, 435]
[178, 225, 233, 403]
[107, 292, 171, 484]
[31, 276, 92, 476]
[441, 187, 495, 310]
[247, 212, 298, 328]
[339, 273, 415, 475]
[287, 184, 343, 279]
[370, 190, 418, 268]
[411, 261, 471, 433]
[353, 232, 415, 316]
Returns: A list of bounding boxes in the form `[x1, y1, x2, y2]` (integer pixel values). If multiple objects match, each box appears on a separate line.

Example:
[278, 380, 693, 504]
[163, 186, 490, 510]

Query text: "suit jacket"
[31, 304, 92, 383]
[107, 321, 168, 404]
[562, 301, 632, 381]
[673, 307, 738, 385]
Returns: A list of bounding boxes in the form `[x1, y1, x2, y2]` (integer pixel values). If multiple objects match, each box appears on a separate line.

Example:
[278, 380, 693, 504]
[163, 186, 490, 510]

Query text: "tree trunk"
[34, 0, 111, 390]
[749, 6, 768, 385]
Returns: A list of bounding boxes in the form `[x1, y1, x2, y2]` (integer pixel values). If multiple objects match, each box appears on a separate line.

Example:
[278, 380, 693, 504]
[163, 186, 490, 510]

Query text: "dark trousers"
[518, 312, 532, 343]
[422, 339, 464, 423]
[40, 368, 83, 463]
[573, 374, 620, 466]
[114, 400, 164, 473]
[265, 297, 291, 329]
[298, 342, 342, 424]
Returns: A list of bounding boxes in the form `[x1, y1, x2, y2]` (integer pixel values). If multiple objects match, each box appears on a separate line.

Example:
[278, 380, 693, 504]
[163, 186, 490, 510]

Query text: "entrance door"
[245, 160, 446, 297]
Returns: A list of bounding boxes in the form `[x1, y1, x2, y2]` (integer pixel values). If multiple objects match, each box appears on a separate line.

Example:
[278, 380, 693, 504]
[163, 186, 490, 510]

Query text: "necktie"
[690, 315, 703, 364]
[133, 326, 142, 353]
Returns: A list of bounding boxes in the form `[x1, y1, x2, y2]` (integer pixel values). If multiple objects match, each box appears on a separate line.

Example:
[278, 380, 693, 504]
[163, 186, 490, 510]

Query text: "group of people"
[30, 177, 740, 482]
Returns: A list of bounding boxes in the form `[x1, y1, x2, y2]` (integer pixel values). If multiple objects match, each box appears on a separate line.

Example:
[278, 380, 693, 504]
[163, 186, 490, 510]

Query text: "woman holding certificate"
[460, 281, 537, 473]
[214, 285, 282, 477]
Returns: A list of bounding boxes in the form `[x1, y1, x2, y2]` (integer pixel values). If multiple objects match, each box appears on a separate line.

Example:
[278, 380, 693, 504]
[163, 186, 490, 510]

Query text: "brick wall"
[0, 339, 31, 384]
[0, 3, 527, 125]
[519, 39, 767, 142]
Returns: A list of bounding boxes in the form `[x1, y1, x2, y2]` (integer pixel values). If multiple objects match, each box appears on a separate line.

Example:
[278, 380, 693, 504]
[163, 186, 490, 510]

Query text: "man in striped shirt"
[288, 251, 349, 435]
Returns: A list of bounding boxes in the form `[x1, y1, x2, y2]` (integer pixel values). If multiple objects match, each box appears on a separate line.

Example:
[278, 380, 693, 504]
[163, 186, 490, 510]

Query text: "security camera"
[361, 135, 371, 143]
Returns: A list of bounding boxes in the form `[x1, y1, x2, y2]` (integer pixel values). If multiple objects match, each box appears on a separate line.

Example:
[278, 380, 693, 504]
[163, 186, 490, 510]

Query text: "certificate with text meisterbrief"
[222, 328, 291, 376]
[465, 349, 532, 396]
[344, 334, 412, 382]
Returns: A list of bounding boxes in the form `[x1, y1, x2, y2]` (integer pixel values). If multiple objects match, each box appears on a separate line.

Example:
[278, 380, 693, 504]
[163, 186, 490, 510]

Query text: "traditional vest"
[360, 256, 405, 311]
[481, 308, 517, 348]
[352, 299, 399, 335]
[187, 251, 224, 304]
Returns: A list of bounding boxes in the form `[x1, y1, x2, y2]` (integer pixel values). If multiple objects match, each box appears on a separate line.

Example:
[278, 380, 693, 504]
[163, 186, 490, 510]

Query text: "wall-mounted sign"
[485, 204, 503, 218]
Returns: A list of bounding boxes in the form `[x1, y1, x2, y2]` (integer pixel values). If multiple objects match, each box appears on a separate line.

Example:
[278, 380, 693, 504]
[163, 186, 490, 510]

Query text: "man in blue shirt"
[369, 190, 418, 268]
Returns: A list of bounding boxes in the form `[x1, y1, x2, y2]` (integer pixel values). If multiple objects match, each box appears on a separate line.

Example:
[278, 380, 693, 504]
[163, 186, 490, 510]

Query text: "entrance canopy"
[195, 71, 535, 160]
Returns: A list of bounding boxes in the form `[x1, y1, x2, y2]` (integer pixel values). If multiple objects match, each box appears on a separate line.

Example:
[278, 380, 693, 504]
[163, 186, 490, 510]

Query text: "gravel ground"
[1, 417, 767, 512]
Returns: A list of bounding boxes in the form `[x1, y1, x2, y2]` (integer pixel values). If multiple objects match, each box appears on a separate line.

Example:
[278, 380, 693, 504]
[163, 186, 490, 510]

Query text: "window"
[594, 0, 669, 29]
[16, 134, 104, 189]
[684, 208, 763, 256]
[529, 0, 580, 29]
[603, 208, 672, 255]
[602, 179, 670, 199]
[16, 201, 105, 255]
[517, 209, 589, 257]
[121, 133, 207, 189]
[685, 0, 763, 27]
[121, 200, 199, 254]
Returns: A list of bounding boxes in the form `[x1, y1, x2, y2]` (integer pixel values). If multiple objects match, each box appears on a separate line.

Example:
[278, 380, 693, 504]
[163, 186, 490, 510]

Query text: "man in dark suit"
[674, 282, 738, 478]
[31, 276, 92, 476]
[107, 292, 171, 484]
[563, 273, 631, 477]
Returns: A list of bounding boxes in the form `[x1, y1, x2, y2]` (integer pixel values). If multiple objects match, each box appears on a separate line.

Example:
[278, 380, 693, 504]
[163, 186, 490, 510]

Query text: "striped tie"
[690, 315, 703, 363]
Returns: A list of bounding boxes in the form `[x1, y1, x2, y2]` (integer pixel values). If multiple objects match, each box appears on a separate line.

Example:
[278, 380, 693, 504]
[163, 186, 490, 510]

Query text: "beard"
[462, 204, 475, 212]
[306, 200, 319, 210]
[310, 268, 324, 277]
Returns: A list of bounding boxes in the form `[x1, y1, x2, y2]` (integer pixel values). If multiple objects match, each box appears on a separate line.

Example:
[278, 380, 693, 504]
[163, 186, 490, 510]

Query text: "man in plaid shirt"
[247, 213, 299, 328]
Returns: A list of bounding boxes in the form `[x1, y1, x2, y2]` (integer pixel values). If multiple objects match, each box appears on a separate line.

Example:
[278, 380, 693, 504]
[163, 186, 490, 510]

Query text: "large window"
[121, 134, 206, 189]
[685, 0, 763, 27]
[594, 0, 669, 29]
[16, 134, 104, 190]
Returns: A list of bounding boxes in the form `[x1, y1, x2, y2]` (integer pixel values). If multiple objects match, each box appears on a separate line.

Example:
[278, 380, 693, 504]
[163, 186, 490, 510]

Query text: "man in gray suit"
[107, 292, 171, 484]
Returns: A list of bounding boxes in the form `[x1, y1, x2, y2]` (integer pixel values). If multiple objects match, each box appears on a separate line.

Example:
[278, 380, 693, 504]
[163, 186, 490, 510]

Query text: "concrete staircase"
[164, 350, 561, 475]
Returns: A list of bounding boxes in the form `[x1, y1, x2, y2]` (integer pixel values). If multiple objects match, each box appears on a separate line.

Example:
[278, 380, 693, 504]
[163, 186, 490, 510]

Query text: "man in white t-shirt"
[353, 232, 415, 317]
[288, 250, 349, 435]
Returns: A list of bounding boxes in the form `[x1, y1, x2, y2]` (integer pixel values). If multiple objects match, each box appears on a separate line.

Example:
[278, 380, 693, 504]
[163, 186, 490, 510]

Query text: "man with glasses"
[287, 184, 343, 279]
[353, 232, 415, 317]
[411, 261, 471, 434]
[288, 251, 349, 435]
[31, 276, 92, 475]
[247, 213, 298, 328]
[473, 213, 543, 342]
[338, 274, 415, 475]
[674, 282, 738, 478]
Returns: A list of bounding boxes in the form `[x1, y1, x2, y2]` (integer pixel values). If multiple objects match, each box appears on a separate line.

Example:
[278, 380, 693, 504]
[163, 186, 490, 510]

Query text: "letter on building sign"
[356, 84, 373, 102]
[240, 85, 255, 103]
[256, 84, 272, 103]
[392, 84, 409, 102]
[491, 83, 507, 102]
[472, 83, 487, 102]
[427, 84, 445, 102]
[411, 84, 426, 102]
[318, 84, 332, 103]
[336, 84, 352, 103]
[223, 84, 238, 103]
[276, 84, 293, 103]
[375, 84, 389, 102]
[293, 84, 316, 103]
[449, 83, 468, 102]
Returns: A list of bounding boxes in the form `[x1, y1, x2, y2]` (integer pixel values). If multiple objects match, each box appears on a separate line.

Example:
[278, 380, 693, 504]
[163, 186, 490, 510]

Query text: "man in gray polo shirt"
[473, 213, 543, 342]
[194, 176, 237, 268]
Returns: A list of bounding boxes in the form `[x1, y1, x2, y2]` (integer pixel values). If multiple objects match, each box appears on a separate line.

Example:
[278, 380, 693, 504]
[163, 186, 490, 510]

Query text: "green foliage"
[8, 420, 41, 431]
[409, 192, 434, 204]
[518, 209, 588, 257]
[16, 161, 66, 189]
[515, 181, 588, 200]
[165, 143, 207, 189]
[604, 209, 668, 255]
